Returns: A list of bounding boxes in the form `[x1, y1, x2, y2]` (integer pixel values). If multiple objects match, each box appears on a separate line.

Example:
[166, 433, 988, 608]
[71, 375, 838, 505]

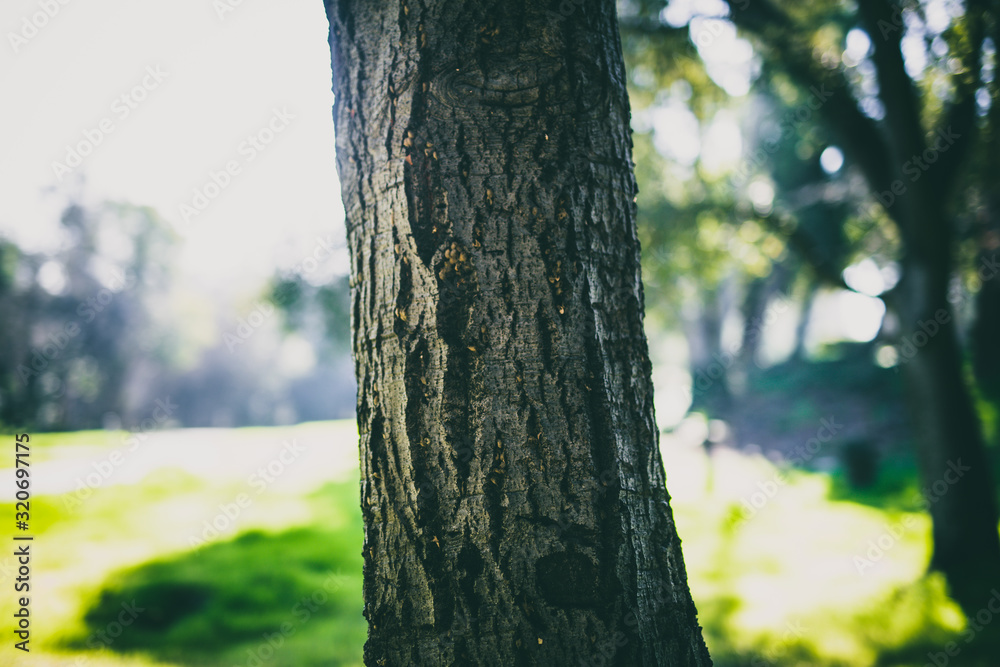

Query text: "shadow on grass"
[65, 470, 1000, 666]
[67, 482, 367, 666]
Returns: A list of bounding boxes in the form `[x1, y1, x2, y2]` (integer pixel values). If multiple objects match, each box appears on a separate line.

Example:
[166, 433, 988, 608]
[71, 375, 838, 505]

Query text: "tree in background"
[623, 0, 1000, 612]
[0, 197, 358, 431]
[0, 201, 174, 429]
[325, 0, 712, 663]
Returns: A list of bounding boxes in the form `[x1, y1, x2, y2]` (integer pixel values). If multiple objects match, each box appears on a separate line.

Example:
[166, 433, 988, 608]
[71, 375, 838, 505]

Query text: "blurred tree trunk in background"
[971, 93, 1000, 409]
[705, 0, 1000, 612]
[324, 0, 712, 664]
[739, 262, 794, 366]
[738, 276, 768, 367]
[893, 250, 1000, 609]
[971, 200, 1000, 406]
[686, 285, 733, 415]
[791, 279, 816, 361]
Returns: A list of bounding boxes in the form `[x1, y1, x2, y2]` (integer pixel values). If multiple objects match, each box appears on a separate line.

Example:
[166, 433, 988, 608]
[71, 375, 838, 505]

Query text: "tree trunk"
[324, 1, 712, 665]
[685, 286, 732, 417]
[971, 231, 1000, 407]
[971, 150, 1000, 407]
[895, 251, 1000, 612]
[791, 278, 815, 362]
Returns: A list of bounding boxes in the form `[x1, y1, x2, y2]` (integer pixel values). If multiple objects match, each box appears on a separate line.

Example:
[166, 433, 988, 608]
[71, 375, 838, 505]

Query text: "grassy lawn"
[0, 420, 992, 666]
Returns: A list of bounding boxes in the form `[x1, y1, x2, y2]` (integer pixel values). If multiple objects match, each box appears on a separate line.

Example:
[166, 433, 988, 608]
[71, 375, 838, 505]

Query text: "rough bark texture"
[324, 1, 712, 664]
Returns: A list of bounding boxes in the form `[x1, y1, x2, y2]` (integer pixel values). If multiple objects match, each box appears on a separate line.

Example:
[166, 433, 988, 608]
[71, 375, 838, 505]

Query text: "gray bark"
[324, 1, 712, 664]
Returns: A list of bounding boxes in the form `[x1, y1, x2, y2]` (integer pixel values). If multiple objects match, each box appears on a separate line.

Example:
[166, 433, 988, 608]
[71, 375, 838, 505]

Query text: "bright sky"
[0, 0, 899, 354]
[0, 0, 346, 289]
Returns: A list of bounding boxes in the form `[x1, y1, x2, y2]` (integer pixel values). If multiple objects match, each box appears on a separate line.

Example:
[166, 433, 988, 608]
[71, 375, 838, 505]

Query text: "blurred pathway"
[2, 421, 360, 500]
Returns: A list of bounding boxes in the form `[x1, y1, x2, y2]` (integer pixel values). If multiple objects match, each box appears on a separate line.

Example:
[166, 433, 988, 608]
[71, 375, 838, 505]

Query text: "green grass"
[3, 420, 997, 666]
[7, 429, 125, 465]
[666, 445, 979, 666]
[67, 521, 365, 666]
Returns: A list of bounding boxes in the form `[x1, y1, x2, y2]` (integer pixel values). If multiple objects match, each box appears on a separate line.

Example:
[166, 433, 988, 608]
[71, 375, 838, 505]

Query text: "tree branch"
[717, 0, 898, 202]
[759, 211, 858, 294]
[936, 0, 989, 198]
[857, 0, 927, 171]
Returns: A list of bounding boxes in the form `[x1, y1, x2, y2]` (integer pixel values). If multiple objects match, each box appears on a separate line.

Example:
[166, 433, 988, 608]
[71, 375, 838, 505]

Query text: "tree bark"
[324, 1, 712, 665]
